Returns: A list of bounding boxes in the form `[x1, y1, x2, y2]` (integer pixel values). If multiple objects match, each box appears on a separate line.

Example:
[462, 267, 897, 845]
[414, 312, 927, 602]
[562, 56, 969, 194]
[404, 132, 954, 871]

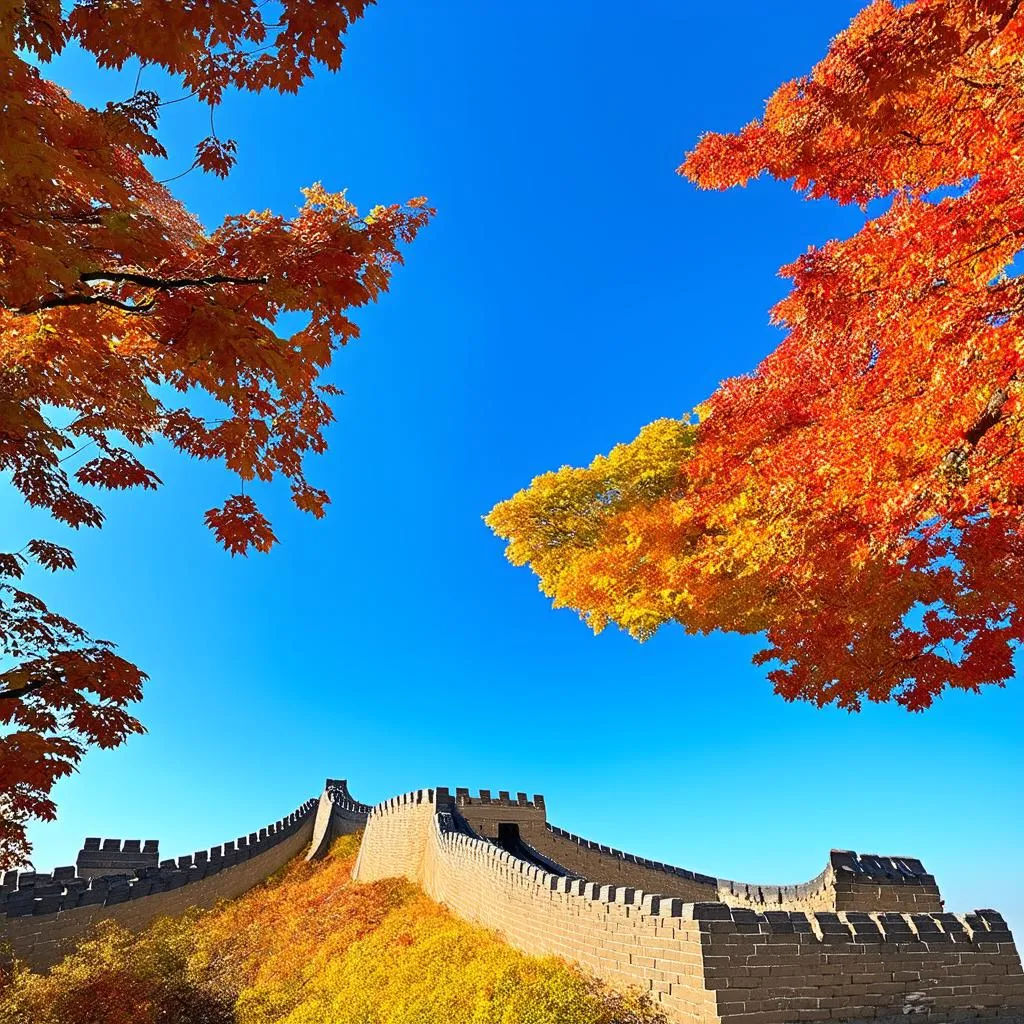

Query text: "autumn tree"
[0, 1, 431, 867]
[488, 0, 1024, 713]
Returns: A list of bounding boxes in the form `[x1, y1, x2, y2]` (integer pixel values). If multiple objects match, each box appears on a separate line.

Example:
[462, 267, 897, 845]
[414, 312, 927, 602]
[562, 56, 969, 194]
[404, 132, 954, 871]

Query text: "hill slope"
[0, 834, 665, 1024]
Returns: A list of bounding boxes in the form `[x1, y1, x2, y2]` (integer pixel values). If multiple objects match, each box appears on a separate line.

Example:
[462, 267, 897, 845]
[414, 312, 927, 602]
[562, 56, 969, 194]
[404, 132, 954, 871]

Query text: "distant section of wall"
[305, 779, 370, 861]
[0, 796, 316, 971]
[718, 850, 944, 915]
[76, 839, 160, 880]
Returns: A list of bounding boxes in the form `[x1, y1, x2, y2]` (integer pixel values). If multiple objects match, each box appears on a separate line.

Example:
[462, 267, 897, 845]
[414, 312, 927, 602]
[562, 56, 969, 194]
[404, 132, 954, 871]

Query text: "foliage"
[488, 0, 1024, 711]
[0, 1, 432, 867]
[0, 835, 666, 1024]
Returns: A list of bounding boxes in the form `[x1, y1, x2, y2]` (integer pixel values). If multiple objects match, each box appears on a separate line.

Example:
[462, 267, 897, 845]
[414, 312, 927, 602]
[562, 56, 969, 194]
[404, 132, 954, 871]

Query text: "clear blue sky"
[10, 0, 1023, 934]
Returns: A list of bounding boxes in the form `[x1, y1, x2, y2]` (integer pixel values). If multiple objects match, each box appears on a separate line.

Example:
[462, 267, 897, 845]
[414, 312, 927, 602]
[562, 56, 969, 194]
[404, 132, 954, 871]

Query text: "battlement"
[325, 779, 371, 814]
[0, 791, 326, 970]
[1, 799, 316, 918]
[75, 837, 160, 879]
[306, 779, 371, 861]
[453, 789, 545, 811]
[367, 787, 438, 817]
[5, 774, 1021, 1022]
[354, 778, 1023, 1022]
[717, 848, 943, 915]
[829, 847, 935, 883]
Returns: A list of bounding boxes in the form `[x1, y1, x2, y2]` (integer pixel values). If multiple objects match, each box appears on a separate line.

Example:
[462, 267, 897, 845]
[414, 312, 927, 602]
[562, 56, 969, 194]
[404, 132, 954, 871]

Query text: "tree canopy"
[488, 0, 1024, 713]
[1, 0, 431, 867]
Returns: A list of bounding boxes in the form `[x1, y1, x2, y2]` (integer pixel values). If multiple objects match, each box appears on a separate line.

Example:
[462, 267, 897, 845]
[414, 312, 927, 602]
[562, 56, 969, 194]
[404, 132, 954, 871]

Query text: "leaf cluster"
[1, 1, 431, 865]
[489, 0, 1024, 711]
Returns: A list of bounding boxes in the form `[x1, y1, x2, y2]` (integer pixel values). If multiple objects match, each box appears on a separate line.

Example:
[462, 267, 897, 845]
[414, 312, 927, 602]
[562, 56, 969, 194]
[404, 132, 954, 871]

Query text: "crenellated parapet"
[352, 778, 1024, 1023]
[0, 794, 320, 970]
[75, 838, 160, 879]
[448, 787, 546, 842]
[1, 799, 315, 921]
[305, 779, 370, 861]
[325, 779, 371, 814]
[717, 848, 943, 914]
[452, 788, 545, 811]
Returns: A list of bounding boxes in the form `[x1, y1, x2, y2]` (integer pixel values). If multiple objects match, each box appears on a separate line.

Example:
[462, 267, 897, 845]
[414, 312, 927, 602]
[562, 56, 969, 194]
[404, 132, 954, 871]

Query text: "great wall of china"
[2, 777, 1022, 1023]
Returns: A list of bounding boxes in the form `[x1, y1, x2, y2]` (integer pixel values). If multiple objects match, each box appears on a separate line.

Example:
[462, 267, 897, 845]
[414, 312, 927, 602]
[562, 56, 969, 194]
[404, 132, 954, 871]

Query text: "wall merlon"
[453, 788, 545, 811]
[830, 848, 936, 884]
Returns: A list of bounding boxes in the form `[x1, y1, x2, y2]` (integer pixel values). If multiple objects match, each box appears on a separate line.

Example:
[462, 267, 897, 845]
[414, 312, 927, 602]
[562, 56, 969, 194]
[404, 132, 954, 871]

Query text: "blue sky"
[10, 0, 1023, 933]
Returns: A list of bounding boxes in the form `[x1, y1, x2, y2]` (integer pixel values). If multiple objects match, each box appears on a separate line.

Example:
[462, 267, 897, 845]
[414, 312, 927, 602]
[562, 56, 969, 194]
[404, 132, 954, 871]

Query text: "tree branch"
[19, 293, 158, 315]
[79, 271, 268, 290]
[13, 272, 268, 316]
[941, 383, 1014, 479]
[964, 387, 1010, 446]
[0, 679, 48, 702]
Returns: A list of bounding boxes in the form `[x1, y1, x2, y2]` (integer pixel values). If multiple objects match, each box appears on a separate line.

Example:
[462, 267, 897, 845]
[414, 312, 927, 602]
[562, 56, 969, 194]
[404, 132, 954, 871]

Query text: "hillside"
[0, 834, 665, 1024]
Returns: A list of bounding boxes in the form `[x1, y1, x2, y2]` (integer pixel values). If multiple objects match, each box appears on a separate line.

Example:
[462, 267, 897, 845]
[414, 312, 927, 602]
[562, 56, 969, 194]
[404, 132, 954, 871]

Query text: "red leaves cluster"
[195, 136, 238, 179]
[491, 0, 1024, 712]
[205, 496, 278, 556]
[677, 0, 1024, 709]
[1, 1, 431, 865]
[0, 545, 146, 870]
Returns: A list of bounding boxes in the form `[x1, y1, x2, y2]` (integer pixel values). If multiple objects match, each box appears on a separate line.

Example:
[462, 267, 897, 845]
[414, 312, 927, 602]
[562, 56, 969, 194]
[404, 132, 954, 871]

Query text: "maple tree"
[488, 0, 1024, 712]
[1, 1, 431, 867]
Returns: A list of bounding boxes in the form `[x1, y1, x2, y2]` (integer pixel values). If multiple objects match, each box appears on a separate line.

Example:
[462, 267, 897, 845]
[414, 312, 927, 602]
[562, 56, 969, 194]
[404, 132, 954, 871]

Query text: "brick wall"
[305, 780, 370, 862]
[352, 789, 438, 882]
[424, 811, 720, 1024]
[76, 838, 160, 880]
[699, 904, 1024, 1023]
[0, 796, 318, 971]
[716, 851, 943, 916]
[531, 824, 720, 903]
[351, 789, 1024, 1024]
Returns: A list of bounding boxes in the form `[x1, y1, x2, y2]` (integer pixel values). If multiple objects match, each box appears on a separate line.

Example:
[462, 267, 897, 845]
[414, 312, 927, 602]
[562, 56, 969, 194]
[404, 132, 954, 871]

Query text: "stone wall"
[352, 788, 437, 882]
[305, 779, 371, 861]
[454, 791, 942, 916]
[76, 838, 160, 880]
[698, 903, 1024, 1022]
[0, 796, 318, 971]
[352, 786, 1024, 1024]
[717, 850, 944, 915]
[424, 808, 719, 1024]
[532, 823, 720, 903]
[6, 773, 1019, 1023]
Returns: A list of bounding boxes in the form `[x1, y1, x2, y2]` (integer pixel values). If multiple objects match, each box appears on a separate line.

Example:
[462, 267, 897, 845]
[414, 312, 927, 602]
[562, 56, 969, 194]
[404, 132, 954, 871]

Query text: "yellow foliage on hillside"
[0, 835, 665, 1024]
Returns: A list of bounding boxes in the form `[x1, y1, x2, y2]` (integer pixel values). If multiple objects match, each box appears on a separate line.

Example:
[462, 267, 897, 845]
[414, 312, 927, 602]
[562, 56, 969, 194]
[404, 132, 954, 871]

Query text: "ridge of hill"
[0, 833, 665, 1024]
